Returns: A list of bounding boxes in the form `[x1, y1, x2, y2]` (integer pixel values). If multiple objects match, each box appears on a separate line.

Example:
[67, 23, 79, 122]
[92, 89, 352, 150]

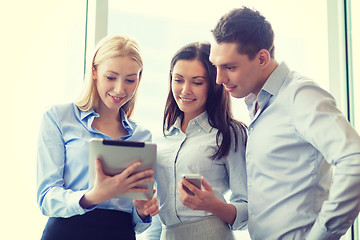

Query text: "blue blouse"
[37, 103, 152, 233]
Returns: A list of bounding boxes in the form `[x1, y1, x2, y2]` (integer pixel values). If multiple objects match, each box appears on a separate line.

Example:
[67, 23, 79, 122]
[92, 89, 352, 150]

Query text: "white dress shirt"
[245, 62, 360, 240]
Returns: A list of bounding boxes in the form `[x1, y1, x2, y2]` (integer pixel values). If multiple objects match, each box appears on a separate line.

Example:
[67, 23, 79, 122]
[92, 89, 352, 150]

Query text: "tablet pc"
[88, 138, 157, 200]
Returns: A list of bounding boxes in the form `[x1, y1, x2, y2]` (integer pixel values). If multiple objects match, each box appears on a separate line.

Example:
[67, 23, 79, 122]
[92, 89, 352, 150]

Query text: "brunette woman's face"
[171, 59, 209, 120]
[94, 56, 141, 113]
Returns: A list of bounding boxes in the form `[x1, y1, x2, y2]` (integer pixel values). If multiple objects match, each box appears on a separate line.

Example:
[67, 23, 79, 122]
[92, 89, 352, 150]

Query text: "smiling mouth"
[108, 93, 124, 103]
[223, 85, 236, 92]
[179, 97, 195, 103]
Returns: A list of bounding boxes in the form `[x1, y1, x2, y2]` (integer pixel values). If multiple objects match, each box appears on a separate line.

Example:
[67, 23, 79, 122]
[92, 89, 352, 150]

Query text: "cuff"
[306, 220, 342, 240]
[73, 190, 97, 215]
[230, 202, 248, 230]
[132, 206, 152, 234]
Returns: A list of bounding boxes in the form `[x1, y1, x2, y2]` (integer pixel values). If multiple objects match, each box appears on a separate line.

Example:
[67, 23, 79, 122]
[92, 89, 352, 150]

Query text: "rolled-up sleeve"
[37, 110, 90, 218]
[225, 134, 248, 230]
[132, 205, 152, 234]
[292, 83, 360, 239]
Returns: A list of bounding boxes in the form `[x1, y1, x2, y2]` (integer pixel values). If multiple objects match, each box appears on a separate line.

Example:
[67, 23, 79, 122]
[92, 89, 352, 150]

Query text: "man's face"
[210, 41, 263, 98]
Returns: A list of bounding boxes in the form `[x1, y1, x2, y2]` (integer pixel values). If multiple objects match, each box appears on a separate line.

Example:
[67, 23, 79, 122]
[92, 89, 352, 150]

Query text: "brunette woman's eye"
[126, 79, 136, 83]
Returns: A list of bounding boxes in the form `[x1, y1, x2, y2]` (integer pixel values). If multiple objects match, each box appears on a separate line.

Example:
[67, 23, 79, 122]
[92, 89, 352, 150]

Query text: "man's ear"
[258, 49, 270, 67]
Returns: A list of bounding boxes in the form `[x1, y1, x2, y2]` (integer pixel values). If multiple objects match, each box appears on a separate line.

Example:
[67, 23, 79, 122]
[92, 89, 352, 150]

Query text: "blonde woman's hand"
[80, 158, 153, 208]
[133, 189, 159, 221]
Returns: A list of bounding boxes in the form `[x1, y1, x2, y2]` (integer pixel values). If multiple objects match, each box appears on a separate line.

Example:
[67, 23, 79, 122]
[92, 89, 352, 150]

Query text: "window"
[106, 1, 330, 239]
[350, 0, 360, 238]
[107, 0, 329, 136]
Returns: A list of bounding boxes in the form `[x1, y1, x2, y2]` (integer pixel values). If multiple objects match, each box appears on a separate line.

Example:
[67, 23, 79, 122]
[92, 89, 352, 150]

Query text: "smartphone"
[182, 174, 202, 195]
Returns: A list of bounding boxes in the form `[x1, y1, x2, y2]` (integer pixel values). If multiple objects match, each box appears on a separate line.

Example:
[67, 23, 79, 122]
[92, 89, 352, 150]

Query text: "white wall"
[0, 1, 85, 239]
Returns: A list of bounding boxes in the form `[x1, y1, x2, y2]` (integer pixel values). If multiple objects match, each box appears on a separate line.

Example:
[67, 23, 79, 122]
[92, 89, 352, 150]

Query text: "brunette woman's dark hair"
[163, 42, 247, 159]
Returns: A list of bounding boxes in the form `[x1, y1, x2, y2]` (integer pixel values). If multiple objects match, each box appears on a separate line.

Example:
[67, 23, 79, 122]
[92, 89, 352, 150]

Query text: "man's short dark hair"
[212, 7, 275, 59]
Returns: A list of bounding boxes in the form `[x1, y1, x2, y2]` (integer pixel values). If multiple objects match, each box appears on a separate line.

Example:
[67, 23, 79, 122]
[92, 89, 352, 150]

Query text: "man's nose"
[216, 68, 228, 85]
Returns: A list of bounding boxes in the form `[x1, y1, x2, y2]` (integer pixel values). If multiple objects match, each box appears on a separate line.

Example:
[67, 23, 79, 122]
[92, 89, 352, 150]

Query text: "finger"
[182, 179, 201, 195]
[178, 182, 195, 204]
[127, 169, 154, 183]
[178, 181, 187, 196]
[179, 181, 194, 196]
[142, 194, 158, 209]
[201, 177, 212, 191]
[149, 205, 160, 216]
[180, 196, 197, 210]
[121, 161, 142, 178]
[127, 176, 154, 189]
[150, 208, 159, 216]
[95, 158, 106, 178]
[144, 196, 159, 216]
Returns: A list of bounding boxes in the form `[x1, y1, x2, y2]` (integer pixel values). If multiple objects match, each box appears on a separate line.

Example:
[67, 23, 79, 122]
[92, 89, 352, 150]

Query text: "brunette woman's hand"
[179, 177, 237, 225]
[80, 158, 153, 208]
[178, 177, 220, 212]
[133, 189, 159, 221]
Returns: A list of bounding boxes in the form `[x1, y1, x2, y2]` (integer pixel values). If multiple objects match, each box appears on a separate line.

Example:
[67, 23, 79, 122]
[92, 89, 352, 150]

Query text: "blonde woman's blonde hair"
[75, 34, 143, 118]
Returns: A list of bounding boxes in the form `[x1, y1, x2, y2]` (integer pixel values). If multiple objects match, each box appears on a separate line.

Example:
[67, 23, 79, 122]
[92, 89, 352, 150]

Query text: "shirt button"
[249, 127, 254, 132]
[198, 129, 201, 133]
[191, 122, 195, 125]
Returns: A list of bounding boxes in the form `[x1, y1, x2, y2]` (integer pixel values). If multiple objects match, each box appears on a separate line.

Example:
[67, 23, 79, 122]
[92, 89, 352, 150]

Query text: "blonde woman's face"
[94, 56, 141, 113]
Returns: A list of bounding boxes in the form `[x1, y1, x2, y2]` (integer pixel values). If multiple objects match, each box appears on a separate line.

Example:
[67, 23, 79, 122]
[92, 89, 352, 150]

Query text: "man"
[209, 7, 360, 240]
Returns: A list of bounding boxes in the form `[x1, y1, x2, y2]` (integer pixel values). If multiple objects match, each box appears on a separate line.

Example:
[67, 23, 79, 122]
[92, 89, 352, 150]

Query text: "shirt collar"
[166, 111, 212, 135]
[194, 111, 212, 133]
[77, 106, 99, 120]
[76, 105, 133, 136]
[262, 61, 290, 97]
[245, 61, 290, 107]
[120, 109, 134, 136]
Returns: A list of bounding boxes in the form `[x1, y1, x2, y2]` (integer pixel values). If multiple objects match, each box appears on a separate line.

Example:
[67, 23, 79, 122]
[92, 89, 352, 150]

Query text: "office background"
[0, 0, 358, 239]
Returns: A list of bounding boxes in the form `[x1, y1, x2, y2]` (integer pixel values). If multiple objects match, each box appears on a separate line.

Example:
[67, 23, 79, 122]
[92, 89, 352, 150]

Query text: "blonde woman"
[37, 35, 159, 240]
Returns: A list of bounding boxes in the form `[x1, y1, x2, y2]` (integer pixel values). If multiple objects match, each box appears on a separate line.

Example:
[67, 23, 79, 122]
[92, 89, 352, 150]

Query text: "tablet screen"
[88, 138, 157, 200]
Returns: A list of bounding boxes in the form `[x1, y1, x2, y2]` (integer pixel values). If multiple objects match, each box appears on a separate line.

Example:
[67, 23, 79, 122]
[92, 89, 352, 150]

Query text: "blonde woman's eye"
[126, 79, 136, 83]
[106, 76, 116, 81]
